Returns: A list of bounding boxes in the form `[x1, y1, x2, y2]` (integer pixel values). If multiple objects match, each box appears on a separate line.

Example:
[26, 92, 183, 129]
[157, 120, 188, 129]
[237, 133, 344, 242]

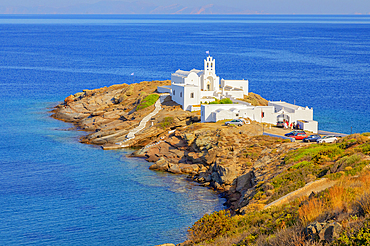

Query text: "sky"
[0, 0, 370, 14]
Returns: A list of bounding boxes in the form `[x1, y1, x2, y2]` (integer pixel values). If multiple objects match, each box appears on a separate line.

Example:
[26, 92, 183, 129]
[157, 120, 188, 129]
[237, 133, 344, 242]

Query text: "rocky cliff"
[51, 80, 313, 214]
[52, 81, 370, 245]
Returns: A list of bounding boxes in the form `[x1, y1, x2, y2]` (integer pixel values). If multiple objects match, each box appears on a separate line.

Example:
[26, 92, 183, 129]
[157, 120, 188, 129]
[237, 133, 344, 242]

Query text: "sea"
[0, 15, 369, 245]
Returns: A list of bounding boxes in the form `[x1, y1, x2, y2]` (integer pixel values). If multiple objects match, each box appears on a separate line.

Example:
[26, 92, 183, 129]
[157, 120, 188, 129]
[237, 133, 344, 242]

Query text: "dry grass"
[358, 170, 370, 189]
[261, 224, 306, 246]
[355, 192, 370, 215]
[327, 185, 348, 211]
[298, 198, 325, 225]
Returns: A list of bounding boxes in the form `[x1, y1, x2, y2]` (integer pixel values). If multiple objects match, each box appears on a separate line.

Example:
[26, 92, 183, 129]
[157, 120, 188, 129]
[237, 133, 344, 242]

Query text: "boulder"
[211, 162, 238, 185]
[167, 136, 181, 146]
[236, 172, 253, 193]
[204, 148, 217, 164]
[304, 221, 324, 241]
[304, 221, 342, 243]
[74, 92, 85, 99]
[254, 155, 271, 168]
[186, 152, 204, 164]
[178, 164, 199, 174]
[194, 136, 214, 150]
[64, 95, 75, 105]
[319, 222, 342, 243]
[213, 182, 222, 190]
[168, 163, 182, 174]
[149, 157, 169, 171]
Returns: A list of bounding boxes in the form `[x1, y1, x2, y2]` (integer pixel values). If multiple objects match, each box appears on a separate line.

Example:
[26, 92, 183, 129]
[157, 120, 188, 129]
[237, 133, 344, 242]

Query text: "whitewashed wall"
[221, 79, 249, 95]
[184, 72, 201, 87]
[171, 84, 185, 108]
[224, 90, 244, 99]
[157, 86, 171, 93]
[183, 86, 200, 111]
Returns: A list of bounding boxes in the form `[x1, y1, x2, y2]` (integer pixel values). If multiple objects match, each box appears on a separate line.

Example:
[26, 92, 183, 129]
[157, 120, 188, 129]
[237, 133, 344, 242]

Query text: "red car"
[291, 132, 308, 140]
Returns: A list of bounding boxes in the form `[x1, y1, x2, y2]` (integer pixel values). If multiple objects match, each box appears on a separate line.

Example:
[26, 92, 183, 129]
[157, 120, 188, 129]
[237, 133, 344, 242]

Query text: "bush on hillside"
[188, 210, 235, 244]
[158, 117, 174, 129]
[209, 98, 233, 104]
[136, 94, 159, 110]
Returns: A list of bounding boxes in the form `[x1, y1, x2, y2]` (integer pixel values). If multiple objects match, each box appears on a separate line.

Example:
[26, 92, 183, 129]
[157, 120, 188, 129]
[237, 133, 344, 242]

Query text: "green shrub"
[289, 161, 312, 170]
[238, 204, 299, 244]
[312, 145, 344, 163]
[268, 164, 319, 203]
[329, 154, 368, 177]
[136, 94, 159, 110]
[334, 220, 370, 245]
[158, 117, 174, 129]
[188, 210, 235, 243]
[357, 142, 370, 155]
[337, 154, 362, 167]
[284, 145, 344, 165]
[209, 98, 233, 104]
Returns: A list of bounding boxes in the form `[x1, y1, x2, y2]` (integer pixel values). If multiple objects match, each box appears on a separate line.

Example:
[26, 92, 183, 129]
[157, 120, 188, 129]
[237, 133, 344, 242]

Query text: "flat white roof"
[172, 69, 203, 78]
[269, 101, 306, 110]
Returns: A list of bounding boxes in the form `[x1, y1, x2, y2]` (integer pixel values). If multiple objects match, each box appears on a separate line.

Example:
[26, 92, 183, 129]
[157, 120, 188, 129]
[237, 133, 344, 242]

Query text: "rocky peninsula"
[52, 80, 370, 245]
[51, 80, 292, 213]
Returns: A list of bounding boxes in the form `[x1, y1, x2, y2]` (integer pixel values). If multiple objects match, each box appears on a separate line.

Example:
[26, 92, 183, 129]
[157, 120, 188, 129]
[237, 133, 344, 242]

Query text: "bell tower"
[204, 55, 215, 77]
[203, 55, 218, 91]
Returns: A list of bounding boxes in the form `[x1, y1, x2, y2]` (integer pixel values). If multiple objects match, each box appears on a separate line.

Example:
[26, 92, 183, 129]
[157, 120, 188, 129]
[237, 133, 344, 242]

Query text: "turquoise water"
[0, 99, 225, 245]
[0, 15, 369, 245]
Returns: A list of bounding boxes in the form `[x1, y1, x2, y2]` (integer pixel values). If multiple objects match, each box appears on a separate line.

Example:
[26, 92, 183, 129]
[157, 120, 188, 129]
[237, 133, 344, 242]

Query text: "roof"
[172, 69, 204, 78]
[269, 101, 310, 110]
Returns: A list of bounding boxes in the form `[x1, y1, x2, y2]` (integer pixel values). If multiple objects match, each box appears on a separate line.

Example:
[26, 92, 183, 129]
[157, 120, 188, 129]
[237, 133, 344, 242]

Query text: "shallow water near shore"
[0, 100, 225, 245]
[0, 14, 370, 245]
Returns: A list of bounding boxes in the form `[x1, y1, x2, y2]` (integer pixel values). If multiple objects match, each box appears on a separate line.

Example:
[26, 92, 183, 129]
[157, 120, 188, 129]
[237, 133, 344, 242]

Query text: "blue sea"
[0, 15, 369, 245]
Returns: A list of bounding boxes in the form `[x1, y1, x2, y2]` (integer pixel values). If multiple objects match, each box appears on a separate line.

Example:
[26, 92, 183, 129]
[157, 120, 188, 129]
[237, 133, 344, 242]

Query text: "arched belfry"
[163, 54, 248, 111]
[204, 55, 215, 76]
[203, 56, 218, 91]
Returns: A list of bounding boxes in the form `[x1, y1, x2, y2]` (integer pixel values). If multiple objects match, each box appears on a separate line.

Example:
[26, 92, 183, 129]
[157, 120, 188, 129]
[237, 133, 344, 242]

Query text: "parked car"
[303, 134, 322, 142]
[317, 135, 338, 144]
[276, 121, 284, 128]
[291, 132, 308, 140]
[285, 130, 305, 137]
[225, 119, 245, 126]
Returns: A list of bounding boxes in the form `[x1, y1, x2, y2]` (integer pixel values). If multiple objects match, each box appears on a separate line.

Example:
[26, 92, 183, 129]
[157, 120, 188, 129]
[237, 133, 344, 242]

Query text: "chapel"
[157, 55, 249, 111]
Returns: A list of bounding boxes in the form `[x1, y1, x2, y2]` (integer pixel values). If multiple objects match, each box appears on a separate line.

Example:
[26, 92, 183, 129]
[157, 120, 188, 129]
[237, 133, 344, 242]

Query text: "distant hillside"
[0, 0, 254, 14]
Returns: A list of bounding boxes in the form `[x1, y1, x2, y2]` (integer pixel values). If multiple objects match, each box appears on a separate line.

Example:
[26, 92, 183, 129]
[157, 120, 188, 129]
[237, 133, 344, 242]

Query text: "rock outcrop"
[52, 81, 321, 214]
[51, 80, 201, 148]
[130, 124, 310, 213]
[304, 221, 343, 243]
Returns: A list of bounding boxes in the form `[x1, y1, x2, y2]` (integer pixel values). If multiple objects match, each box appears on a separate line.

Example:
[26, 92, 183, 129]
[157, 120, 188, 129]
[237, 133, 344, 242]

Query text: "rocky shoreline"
[51, 80, 309, 214]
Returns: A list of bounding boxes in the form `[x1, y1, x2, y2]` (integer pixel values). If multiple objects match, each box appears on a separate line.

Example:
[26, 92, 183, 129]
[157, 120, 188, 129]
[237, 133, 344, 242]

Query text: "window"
[207, 84, 210, 91]
[190, 92, 194, 98]
[173, 90, 175, 95]
[180, 92, 182, 97]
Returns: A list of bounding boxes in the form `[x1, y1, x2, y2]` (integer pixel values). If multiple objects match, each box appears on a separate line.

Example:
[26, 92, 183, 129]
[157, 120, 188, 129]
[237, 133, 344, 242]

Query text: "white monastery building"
[201, 101, 318, 133]
[157, 55, 248, 111]
[157, 55, 318, 133]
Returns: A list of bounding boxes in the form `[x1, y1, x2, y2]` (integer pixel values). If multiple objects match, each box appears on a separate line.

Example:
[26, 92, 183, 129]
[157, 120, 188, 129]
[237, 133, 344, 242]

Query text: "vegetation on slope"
[136, 93, 160, 110]
[185, 133, 370, 246]
[208, 98, 233, 104]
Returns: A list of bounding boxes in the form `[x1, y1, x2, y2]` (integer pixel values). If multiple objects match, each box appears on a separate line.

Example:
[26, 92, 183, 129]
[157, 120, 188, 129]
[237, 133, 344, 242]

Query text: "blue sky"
[1, 0, 370, 14]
